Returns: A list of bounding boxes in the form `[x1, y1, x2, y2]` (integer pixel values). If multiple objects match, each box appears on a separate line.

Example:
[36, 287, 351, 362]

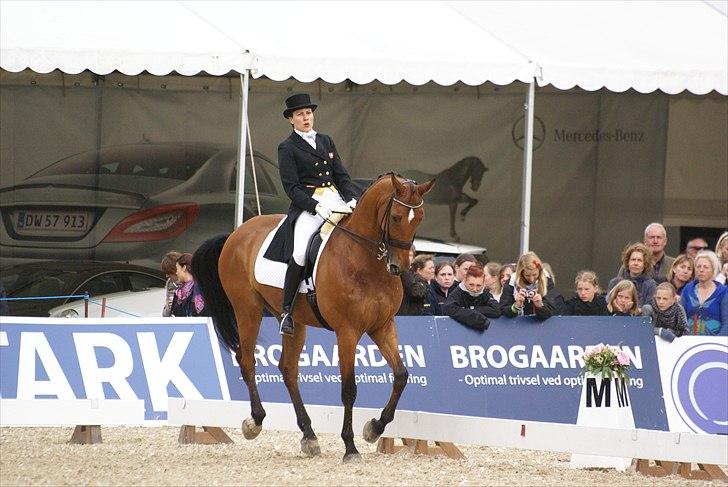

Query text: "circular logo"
[511, 115, 546, 150]
[670, 343, 728, 434]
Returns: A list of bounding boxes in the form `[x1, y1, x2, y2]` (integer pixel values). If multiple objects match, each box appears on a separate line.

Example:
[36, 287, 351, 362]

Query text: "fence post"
[83, 292, 89, 318]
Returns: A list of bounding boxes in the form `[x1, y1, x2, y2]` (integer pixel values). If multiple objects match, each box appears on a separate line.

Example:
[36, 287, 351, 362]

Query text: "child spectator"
[170, 253, 207, 317]
[500, 251, 565, 320]
[606, 279, 640, 316]
[641, 282, 688, 342]
[160, 250, 182, 317]
[442, 264, 500, 331]
[427, 261, 455, 315]
[566, 270, 608, 316]
[499, 263, 516, 288]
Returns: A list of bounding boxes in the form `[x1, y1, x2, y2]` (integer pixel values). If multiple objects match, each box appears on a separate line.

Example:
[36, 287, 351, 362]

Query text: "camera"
[525, 289, 536, 300]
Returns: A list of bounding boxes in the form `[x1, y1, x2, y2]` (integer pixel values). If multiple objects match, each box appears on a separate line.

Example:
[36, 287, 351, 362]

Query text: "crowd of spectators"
[396, 223, 728, 337]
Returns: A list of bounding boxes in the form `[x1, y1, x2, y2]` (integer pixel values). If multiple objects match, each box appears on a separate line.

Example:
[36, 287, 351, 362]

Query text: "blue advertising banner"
[0, 317, 229, 420]
[221, 316, 668, 431]
[1, 315, 667, 430]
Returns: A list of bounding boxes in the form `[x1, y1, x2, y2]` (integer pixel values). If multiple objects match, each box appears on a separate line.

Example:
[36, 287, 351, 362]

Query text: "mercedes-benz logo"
[512, 115, 546, 150]
[670, 343, 728, 434]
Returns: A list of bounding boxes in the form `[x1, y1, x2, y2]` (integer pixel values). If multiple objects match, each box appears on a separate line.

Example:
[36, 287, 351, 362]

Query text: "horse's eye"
[392, 215, 402, 223]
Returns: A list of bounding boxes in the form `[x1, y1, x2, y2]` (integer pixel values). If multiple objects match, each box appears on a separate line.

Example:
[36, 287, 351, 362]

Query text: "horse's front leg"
[336, 328, 362, 462]
[362, 318, 407, 444]
[459, 193, 479, 221]
[278, 324, 320, 456]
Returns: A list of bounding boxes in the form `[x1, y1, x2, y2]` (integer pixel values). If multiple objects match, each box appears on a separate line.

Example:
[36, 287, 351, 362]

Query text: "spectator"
[499, 263, 516, 288]
[685, 237, 710, 259]
[484, 262, 504, 302]
[681, 251, 728, 336]
[641, 282, 688, 342]
[453, 253, 478, 285]
[500, 251, 566, 320]
[617, 223, 675, 282]
[427, 261, 455, 315]
[397, 255, 432, 316]
[541, 262, 557, 286]
[668, 254, 694, 299]
[160, 250, 182, 317]
[170, 253, 207, 317]
[607, 242, 657, 307]
[715, 231, 728, 285]
[442, 264, 500, 331]
[412, 254, 435, 285]
[565, 270, 608, 316]
[606, 279, 640, 316]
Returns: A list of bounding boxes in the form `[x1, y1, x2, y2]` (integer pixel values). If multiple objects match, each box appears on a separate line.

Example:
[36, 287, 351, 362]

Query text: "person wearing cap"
[271, 93, 358, 336]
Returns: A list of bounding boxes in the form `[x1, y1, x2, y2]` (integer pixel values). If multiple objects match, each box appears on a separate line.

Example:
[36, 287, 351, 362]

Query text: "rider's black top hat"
[283, 93, 317, 118]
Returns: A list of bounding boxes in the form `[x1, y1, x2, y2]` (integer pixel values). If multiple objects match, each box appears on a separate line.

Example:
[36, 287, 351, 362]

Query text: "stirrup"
[279, 312, 294, 336]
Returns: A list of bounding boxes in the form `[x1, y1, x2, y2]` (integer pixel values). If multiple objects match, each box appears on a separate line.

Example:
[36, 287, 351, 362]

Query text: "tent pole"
[519, 79, 535, 255]
[234, 69, 251, 228]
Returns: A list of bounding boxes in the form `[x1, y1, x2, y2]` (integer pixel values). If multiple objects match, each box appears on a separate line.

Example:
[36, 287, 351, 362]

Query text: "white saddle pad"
[254, 217, 334, 293]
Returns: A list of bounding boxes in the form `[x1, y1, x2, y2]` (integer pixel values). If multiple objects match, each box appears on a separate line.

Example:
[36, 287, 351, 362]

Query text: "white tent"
[2, 0, 726, 250]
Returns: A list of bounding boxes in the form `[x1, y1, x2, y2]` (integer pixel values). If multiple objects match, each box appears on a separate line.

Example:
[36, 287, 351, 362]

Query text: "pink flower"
[616, 351, 630, 366]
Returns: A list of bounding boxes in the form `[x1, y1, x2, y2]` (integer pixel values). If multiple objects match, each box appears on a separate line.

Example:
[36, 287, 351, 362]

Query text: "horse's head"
[376, 174, 435, 276]
[469, 157, 488, 192]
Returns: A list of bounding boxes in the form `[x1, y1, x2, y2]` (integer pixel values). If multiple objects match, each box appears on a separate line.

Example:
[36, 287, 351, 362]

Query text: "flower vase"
[569, 371, 635, 471]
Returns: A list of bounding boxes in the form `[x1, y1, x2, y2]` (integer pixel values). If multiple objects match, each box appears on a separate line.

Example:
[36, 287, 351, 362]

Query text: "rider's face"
[289, 108, 314, 132]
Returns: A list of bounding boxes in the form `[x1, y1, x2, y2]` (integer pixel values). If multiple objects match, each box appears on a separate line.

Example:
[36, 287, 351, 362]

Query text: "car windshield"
[29, 145, 219, 181]
[2, 268, 79, 298]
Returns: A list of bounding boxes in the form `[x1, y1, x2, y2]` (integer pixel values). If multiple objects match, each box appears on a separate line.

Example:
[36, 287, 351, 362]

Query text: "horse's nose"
[388, 263, 401, 276]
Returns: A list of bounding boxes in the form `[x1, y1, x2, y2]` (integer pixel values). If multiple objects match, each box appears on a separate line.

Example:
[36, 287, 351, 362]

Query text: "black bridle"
[327, 191, 423, 263]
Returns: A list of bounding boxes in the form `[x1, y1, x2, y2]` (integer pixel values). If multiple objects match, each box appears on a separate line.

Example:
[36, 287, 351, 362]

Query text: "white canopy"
[3, 1, 726, 94]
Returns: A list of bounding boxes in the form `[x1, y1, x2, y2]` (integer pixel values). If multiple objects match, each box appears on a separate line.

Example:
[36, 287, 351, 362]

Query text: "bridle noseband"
[327, 191, 423, 263]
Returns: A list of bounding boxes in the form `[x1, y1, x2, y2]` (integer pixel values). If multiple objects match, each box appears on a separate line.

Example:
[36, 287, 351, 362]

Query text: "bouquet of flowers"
[581, 343, 631, 380]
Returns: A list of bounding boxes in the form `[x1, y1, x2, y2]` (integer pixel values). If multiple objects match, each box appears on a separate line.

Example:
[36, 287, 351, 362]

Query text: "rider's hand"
[315, 204, 332, 220]
[347, 198, 357, 210]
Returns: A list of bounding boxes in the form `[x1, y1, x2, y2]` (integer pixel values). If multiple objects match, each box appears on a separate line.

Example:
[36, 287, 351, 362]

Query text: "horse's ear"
[391, 173, 406, 195]
[416, 178, 435, 196]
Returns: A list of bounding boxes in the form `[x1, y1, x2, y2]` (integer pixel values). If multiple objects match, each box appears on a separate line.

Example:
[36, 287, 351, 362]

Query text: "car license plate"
[14, 210, 91, 236]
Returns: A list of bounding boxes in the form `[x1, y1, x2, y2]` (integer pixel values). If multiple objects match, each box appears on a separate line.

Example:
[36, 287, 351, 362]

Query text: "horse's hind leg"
[362, 318, 408, 444]
[231, 292, 267, 439]
[278, 325, 320, 456]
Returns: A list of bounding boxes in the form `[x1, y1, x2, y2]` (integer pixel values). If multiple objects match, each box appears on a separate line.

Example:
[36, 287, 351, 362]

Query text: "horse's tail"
[192, 234, 239, 351]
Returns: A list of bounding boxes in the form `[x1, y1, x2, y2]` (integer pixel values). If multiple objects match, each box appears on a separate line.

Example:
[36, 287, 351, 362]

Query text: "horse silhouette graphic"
[401, 156, 487, 242]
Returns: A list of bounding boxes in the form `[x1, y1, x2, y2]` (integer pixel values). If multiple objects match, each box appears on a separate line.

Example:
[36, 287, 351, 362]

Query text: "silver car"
[0, 142, 289, 268]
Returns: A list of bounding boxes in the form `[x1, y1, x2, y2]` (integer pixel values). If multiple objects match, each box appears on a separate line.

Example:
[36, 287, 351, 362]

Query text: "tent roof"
[1, 1, 726, 94]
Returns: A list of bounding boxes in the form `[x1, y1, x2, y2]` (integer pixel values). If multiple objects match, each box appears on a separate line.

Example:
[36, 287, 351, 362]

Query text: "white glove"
[347, 198, 357, 209]
[315, 204, 332, 220]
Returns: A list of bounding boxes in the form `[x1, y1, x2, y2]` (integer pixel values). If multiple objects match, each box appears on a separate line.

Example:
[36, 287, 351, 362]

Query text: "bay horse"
[402, 156, 487, 242]
[193, 173, 434, 462]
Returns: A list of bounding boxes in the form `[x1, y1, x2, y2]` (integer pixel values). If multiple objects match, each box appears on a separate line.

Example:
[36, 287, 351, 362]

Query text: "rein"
[326, 191, 423, 262]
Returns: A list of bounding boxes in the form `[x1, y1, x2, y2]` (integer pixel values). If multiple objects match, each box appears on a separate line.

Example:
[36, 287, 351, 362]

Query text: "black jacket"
[442, 284, 500, 331]
[500, 278, 565, 320]
[397, 270, 430, 316]
[565, 295, 609, 316]
[264, 131, 357, 262]
[426, 281, 452, 315]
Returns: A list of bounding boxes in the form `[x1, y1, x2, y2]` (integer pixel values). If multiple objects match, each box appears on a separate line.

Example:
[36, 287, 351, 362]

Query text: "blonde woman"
[607, 242, 657, 306]
[681, 251, 727, 336]
[606, 279, 640, 316]
[565, 270, 608, 316]
[500, 251, 565, 320]
[715, 231, 728, 285]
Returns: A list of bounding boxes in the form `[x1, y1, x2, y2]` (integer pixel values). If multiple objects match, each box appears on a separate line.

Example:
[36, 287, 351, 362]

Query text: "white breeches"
[291, 187, 347, 265]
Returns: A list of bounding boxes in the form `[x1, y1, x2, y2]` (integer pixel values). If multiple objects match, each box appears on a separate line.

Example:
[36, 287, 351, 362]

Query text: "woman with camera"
[500, 251, 565, 320]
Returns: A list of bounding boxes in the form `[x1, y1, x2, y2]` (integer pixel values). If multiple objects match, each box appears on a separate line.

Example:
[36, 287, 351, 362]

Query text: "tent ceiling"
[1, 1, 726, 94]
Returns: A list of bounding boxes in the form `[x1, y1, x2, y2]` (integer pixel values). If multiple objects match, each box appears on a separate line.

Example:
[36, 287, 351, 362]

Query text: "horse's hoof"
[300, 437, 321, 457]
[241, 417, 262, 440]
[362, 419, 381, 444]
[342, 452, 363, 463]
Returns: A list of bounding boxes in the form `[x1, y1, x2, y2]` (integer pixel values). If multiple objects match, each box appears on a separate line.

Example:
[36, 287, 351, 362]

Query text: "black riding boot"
[279, 260, 305, 336]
